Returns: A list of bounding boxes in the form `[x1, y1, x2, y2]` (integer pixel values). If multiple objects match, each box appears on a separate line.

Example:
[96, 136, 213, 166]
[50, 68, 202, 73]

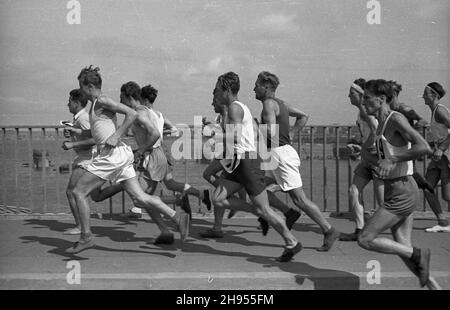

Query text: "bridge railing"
[0, 125, 446, 216]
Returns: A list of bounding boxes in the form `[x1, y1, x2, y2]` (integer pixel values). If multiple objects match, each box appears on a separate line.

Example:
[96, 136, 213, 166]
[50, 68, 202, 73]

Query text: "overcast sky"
[0, 0, 448, 126]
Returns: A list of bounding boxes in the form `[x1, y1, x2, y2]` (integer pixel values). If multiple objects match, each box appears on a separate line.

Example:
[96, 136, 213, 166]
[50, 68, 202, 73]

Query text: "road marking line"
[1, 271, 450, 280]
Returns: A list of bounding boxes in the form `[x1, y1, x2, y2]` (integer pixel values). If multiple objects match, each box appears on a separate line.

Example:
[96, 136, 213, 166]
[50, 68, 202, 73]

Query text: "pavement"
[0, 212, 449, 290]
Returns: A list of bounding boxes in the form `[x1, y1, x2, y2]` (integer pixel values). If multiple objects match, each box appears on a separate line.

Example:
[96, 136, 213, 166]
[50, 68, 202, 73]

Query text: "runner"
[254, 71, 340, 251]
[387, 80, 434, 193]
[61, 89, 96, 235]
[359, 79, 439, 289]
[66, 66, 190, 254]
[199, 72, 302, 262]
[421, 82, 450, 232]
[340, 79, 383, 242]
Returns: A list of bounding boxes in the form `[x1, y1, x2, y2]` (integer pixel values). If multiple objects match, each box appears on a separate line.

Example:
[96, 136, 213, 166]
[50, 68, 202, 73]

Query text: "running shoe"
[317, 227, 341, 252]
[66, 238, 96, 254]
[276, 242, 303, 262]
[129, 207, 143, 219]
[285, 209, 301, 230]
[425, 225, 450, 233]
[154, 233, 175, 245]
[201, 189, 212, 211]
[258, 217, 270, 236]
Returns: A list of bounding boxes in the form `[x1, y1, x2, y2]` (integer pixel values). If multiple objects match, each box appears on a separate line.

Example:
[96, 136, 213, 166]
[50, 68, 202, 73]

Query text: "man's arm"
[225, 102, 244, 144]
[62, 138, 96, 151]
[260, 99, 277, 143]
[285, 101, 309, 132]
[398, 103, 428, 127]
[135, 110, 160, 153]
[387, 114, 431, 162]
[431, 106, 450, 160]
[378, 114, 432, 178]
[163, 117, 179, 136]
[96, 96, 137, 147]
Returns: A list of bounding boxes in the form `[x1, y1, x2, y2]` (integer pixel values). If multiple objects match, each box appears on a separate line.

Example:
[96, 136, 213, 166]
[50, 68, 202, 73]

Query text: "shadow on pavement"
[155, 239, 360, 290]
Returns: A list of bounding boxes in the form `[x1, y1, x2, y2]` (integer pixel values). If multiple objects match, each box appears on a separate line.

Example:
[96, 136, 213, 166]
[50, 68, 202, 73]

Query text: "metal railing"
[0, 125, 447, 215]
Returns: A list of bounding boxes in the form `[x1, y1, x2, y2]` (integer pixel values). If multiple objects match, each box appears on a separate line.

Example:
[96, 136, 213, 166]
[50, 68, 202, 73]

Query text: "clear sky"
[0, 0, 448, 126]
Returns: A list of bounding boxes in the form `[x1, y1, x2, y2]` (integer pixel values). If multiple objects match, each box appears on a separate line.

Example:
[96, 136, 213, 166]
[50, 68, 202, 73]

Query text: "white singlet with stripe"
[90, 98, 118, 147]
[429, 104, 450, 156]
[375, 111, 413, 179]
[232, 101, 256, 153]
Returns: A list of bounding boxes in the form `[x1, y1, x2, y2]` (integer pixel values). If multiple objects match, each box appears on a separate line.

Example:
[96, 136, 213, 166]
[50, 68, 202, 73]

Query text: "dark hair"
[69, 89, 88, 107]
[353, 78, 366, 89]
[257, 71, 280, 90]
[141, 84, 158, 103]
[77, 65, 102, 89]
[217, 72, 240, 95]
[387, 80, 402, 96]
[120, 81, 141, 101]
[364, 79, 393, 102]
[427, 82, 446, 99]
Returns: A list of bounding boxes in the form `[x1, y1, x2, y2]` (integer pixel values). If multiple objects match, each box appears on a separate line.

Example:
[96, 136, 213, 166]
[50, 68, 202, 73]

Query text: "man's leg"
[357, 207, 414, 257]
[423, 166, 449, 230]
[68, 170, 107, 253]
[90, 183, 124, 202]
[288, 187, 340, 251]
[392, 215, 440, 289]
[199, 178, 244, 236]
[121, 177, 191, 242]
[64, 167, 85, 235]
[138, 175, 174, 244]
[249, 190, 302, 262]
[340, 174, 371, 241]
[163, 172, 211, 210]
[267, 191, 301, 230]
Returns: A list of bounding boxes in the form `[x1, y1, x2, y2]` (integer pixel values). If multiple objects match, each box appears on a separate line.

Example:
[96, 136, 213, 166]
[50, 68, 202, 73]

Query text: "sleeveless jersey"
[374, 111, 413, 179]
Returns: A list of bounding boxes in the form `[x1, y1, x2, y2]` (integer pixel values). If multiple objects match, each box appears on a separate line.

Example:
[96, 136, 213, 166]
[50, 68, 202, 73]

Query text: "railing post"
[347, 127, 352, 212]
[54, 128, 61, 212]
[1, 128, 5, 207]
[41, 128, 48, 213]
[14, 128, 19, 212]
[335, 127, 340, 214]
[309, 126, 314, 201]
[322, 127, 327, 211]
[28, 128, 34, 211]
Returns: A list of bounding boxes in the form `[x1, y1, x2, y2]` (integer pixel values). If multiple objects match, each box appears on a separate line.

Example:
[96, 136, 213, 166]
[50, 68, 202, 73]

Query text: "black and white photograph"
[0, 0, 449, 294]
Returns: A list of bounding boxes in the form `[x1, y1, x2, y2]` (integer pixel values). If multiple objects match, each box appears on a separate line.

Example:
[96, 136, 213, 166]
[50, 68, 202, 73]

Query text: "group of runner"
[62, 65, 447, 289]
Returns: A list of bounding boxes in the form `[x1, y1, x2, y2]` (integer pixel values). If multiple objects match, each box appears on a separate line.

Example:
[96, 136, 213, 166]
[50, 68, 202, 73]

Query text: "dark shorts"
[354, 160, 379, 180]
[136, 146, 169, 182]
[426, 156, 450, 186]
[383, 175, 418, 217]
[224, 155, 266, 197]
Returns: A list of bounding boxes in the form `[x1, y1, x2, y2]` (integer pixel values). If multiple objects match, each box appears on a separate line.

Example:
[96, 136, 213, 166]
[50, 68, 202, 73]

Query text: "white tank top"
[232, 101, 256, 153]
[146, 108, 165, 149]
[375, 111, 413, 179]
[89, 98, 118, 146]
[429, 104, 450, 155]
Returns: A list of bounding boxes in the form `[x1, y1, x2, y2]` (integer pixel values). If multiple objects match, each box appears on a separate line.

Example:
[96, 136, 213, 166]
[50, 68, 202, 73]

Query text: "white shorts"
[84, 142, 136, 183]
[263, 144, 302, 191]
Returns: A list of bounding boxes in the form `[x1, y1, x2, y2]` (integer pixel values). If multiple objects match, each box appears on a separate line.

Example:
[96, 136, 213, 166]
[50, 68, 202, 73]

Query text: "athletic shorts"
[262, 144, 303, 191]
[426, 156, 450, 186]
[137, 146, 169, 182]
[354, 160, 380, 180]
[383, 175, 418, 217]
[224, 152, 266, 196]
[84, 142, 136, 183]
[73, 154, 93, 169]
